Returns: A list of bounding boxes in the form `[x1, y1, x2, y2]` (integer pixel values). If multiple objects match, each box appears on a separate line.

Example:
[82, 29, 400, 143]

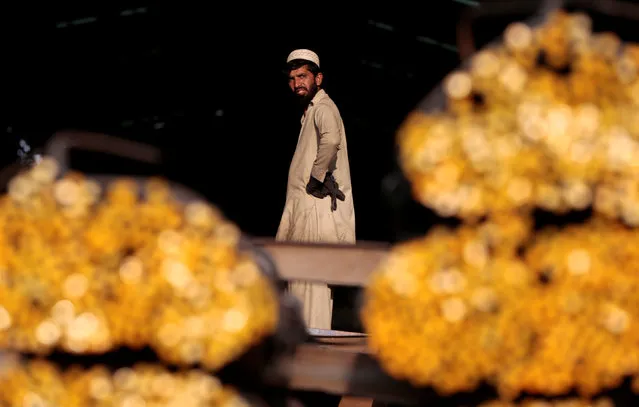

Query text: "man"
[276, 49, 356, 330]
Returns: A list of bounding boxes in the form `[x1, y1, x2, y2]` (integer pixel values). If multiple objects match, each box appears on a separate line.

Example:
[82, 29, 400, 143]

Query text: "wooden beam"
[262, 342, 429, 405]
[252, 240, 390, 287]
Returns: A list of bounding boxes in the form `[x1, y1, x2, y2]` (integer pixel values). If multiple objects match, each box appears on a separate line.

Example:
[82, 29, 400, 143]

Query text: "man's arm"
[311, 105, 341, 183]
[305, 105, 346, 211]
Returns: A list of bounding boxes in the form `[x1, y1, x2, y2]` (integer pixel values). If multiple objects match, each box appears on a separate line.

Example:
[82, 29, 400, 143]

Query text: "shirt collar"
[301, 89, 327, 124]
[309, 89, 327, 106]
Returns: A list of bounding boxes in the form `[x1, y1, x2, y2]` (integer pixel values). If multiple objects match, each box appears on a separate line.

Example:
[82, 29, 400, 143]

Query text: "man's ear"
[315, 72, 323, 87]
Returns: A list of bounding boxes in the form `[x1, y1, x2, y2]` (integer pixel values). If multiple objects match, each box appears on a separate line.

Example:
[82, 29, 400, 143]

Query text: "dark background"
[5, 1, 639, 242]
[2, 1, 477, 243]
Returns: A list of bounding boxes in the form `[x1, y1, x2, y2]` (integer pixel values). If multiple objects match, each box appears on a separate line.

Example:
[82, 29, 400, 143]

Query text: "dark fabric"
[305, 176, 326, 198]
[305, 172, 346, 211]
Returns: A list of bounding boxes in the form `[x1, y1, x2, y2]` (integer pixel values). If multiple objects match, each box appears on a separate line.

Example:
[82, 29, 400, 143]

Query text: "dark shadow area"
[348, 353, 639, 407]
[3, 4, 469, 243]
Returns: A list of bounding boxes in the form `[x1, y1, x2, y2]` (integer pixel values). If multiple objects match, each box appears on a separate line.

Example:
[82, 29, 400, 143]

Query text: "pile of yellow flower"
[362, 8, 639, 404]
[397, 10, 639, 224]
[364, 217, 639, 399]
[479, 399, 615, 407]
[0, 353, 249, 407]
[0, 157, 278, 370]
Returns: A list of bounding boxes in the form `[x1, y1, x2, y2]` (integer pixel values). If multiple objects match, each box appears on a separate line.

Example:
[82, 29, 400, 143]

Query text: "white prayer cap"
[286, 49, 320, 68]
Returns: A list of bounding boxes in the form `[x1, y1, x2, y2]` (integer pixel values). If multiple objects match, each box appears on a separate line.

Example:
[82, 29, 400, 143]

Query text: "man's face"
[288, 65, 323, 101]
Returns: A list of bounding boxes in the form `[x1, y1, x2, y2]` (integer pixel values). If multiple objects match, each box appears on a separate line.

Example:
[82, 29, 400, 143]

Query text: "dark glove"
[305, 176, 328, 199]
[306, 173, 345, 212]
[324, 173, 345, 212]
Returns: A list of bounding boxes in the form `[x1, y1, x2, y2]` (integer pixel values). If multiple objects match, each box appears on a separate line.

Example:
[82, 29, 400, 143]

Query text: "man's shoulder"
[313, 102, 343, 128]
[317, 90, 336, 105]
[313, 93, 341, 116]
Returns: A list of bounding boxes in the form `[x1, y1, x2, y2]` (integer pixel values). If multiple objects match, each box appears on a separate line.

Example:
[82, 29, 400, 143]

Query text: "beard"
[294, 82, 319, 105]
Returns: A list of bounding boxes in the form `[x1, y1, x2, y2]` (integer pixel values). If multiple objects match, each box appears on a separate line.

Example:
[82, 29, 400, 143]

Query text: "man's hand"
[305, 176, 328, 199]
[305, 173, 345, 211]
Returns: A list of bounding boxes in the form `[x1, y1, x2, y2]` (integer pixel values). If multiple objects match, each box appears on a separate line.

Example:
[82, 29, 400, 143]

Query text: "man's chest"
[297, 113, 317, 145]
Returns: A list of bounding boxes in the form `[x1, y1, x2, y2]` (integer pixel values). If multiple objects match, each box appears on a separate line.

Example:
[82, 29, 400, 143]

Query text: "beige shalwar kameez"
[276, 89, 356, 329]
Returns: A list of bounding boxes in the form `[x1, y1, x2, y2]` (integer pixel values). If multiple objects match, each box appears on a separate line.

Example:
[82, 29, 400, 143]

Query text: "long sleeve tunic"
[276, 89, 356, 329]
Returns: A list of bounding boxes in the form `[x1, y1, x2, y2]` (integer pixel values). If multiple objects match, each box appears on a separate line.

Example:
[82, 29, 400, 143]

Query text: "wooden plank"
[246, 242, 425, 402]
[308, 328, 367, 338]
[339, 397, 374, 407]
[309, 336, 369, 354]
[252, 240, 390, 287]
[262, 343, 428, 405]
